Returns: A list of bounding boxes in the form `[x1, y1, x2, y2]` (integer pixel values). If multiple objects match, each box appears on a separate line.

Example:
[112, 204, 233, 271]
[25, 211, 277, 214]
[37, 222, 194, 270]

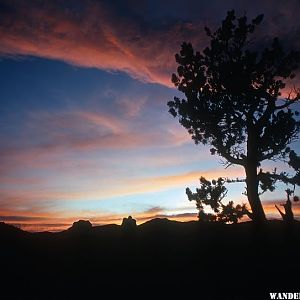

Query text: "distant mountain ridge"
[1, 217, 299, 235]
[1, 218, 300, 299]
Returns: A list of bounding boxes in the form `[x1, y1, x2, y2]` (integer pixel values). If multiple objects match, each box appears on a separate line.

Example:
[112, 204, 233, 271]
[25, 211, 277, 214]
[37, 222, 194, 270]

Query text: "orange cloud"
[0, 164, 244, 218]
[0, 1, 206, 87]
[76, 111, 126, 134]
[1, 1, 300, 88]
[82, 167, 245, 200]
[137, 167, 245, 190]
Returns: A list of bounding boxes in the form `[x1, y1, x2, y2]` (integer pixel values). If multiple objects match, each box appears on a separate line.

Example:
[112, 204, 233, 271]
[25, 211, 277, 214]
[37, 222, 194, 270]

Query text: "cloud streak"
[1, 0, 300, 87]
[0, 0, 198, 86]
[0, 108, 191, 172]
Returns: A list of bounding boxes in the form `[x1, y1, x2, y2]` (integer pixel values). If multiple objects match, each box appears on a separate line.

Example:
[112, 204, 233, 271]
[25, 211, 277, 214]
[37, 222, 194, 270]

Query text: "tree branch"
[218, 144, 245, 166]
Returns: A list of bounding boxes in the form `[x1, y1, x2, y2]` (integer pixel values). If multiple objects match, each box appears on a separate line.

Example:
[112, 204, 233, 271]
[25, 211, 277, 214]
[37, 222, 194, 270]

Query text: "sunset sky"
[0, 0, 300, 231]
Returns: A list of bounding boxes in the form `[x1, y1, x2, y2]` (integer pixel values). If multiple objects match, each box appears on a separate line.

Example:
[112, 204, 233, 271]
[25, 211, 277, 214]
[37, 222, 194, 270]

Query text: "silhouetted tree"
[168, 10, 300, 223]
[275, 189, 294, 223]
[186, 177, 249, 223]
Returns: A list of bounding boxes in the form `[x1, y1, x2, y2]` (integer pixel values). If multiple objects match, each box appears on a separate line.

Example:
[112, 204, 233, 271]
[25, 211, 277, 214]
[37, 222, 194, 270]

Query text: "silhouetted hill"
[139, 217, 185, 230]
[1, 219, 300, 299]
[0, 221, 23, 235]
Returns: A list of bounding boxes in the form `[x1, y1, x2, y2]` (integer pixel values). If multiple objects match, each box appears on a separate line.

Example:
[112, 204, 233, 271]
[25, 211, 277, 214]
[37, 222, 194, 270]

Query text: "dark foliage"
[186, 177, 249, 223]
[168, 10, 300, 223]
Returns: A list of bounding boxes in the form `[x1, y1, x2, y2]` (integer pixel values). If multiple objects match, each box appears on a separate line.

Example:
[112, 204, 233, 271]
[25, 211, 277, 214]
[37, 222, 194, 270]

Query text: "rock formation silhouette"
[69, 220, 92, 233]
[121, 215, 137, 232]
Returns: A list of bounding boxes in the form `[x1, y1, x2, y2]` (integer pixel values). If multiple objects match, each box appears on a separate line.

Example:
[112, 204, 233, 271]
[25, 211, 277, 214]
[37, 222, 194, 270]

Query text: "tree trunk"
[244, 163, 266, 223]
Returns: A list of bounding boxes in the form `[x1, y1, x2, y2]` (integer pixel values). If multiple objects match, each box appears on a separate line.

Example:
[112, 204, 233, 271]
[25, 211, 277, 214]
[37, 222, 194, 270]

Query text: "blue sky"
[0, 0, 300, 230]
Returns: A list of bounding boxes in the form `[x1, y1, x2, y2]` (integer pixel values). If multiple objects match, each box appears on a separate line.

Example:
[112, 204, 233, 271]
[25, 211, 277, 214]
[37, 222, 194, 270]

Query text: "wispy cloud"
[0, 164, 244, 217]
[0, 108, 191, 171]
[116, 96, 147, 118]
[0, 1, 202, 86]
[1, 1, 300, 86]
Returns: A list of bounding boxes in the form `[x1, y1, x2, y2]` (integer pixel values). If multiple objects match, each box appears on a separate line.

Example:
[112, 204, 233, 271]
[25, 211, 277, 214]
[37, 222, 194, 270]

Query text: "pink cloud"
[76, 111, 125, 134]
[0, 1, 206, 86]
[1, 1, 300, 88]
[116, 96, 147, 118]
[0, 109, 191, 165]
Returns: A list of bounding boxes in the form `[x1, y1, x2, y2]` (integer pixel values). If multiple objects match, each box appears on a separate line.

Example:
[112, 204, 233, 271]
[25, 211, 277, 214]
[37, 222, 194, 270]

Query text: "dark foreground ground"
[1, 219, 299, 299]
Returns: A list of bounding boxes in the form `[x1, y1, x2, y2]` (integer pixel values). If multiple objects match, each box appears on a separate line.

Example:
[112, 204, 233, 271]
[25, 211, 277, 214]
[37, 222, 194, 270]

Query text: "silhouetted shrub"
[186, 177, 249, 223]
